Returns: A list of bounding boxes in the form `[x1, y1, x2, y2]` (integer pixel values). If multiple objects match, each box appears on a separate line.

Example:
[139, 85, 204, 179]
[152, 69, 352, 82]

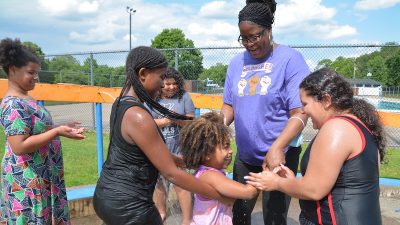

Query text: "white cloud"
[190, 0, 358, 45]
[188, 22, 237, 38]
[38, 0, 99, 15]
[3, 0, 368, 54]
[123, 34, 138, 43]
[38, 0, 78, 15]
[78, 1, 99, 13]
[275, 0, 336, 29]
[270, 0, 357, 40]
[69, 14, 122, 44]
[312, 24, 358, 39]
[355, 0, 400, 10]
[199, 1, 242, 18]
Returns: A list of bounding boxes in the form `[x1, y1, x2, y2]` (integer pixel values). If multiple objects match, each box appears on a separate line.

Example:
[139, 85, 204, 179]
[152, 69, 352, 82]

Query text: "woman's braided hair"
[239, 0, 277, 29]
[121, 46, 191, 120]
[179, 112, 231, 169]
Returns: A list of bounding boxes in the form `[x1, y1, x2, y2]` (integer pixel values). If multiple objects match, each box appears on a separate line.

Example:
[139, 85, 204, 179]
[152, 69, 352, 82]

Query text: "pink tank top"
[191, 165, 233, 225]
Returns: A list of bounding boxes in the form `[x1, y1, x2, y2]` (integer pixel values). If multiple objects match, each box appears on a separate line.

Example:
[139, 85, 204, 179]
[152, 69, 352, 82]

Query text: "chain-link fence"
[34, 44, 400, 146]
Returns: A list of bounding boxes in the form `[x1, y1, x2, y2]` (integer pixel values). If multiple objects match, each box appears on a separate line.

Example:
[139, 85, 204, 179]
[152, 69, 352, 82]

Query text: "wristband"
[289, 116, 305, 127]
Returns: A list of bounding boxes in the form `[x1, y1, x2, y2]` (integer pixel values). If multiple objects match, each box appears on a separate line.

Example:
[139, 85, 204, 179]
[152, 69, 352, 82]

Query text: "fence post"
[174, 49, 179, 70]
[95, 103, 104, 176]
[90, 53, 96, 130]
[195, 108, 200, 118]
[37, 100, 45, 107]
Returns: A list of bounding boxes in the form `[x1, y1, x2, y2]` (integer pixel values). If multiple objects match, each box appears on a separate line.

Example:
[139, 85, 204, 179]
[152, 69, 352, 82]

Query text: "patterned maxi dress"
[0, 96, 70, 225]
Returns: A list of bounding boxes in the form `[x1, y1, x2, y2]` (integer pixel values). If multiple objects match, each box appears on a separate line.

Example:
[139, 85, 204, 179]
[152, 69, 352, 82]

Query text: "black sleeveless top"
[299, 116, 382, 225]
[95, 96, 162, 203]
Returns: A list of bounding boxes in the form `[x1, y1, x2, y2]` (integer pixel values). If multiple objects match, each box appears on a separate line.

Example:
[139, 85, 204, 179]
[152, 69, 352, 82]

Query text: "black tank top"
[299, 116, 382, 225]
[96, 96, 162, 202]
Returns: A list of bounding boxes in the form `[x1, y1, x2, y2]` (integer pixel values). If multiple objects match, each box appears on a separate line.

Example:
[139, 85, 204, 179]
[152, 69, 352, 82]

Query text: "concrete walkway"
[71, 186, 400, 225]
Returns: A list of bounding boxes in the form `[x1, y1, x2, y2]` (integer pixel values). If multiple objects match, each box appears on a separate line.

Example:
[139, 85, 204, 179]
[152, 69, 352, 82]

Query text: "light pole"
[126, 6, 136, 50]
[353, 59, 357, 79]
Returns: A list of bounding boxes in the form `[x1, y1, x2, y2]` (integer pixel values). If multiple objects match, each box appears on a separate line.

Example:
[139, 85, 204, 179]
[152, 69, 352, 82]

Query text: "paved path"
[72, 186, 400, 225]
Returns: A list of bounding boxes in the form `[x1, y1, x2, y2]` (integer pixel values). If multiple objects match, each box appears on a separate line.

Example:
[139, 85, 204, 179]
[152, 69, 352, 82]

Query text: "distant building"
[346, 78, 382, 96]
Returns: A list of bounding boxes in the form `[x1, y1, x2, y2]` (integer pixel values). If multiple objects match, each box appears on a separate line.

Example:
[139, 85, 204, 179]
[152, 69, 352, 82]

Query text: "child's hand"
[171, 119, 193, 127]
[244, 171, 279, 191]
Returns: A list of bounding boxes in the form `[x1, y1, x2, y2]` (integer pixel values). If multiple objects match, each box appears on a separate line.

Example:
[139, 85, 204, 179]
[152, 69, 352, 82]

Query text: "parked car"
[205, 78, 219, 88]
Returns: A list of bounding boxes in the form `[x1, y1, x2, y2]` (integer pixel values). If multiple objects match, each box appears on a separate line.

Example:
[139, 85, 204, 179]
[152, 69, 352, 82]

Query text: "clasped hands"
[244, 148, 294, 191]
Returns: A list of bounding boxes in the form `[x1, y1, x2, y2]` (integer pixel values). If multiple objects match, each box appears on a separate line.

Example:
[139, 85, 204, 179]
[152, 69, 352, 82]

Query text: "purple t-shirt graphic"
[223, 45, 310, 166]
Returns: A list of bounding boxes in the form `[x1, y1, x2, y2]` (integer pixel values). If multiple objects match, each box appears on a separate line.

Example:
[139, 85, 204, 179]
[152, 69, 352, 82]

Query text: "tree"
[316, 59, 333, 70]
[23, 41, 45, 57]
[48, 55, 86, 84]
[49, 55, 81, 71]
[199, 63, 228, 85]
[380, 42, 400, 61]
[386, 51, 400, 87]
[367, 55, 389, 85]
[330, 57, 355, 78]
[151, 28, 203, 80]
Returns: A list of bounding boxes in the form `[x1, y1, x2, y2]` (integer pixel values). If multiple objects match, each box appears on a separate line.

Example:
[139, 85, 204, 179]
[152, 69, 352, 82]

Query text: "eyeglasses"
[237, 29, 266, 46]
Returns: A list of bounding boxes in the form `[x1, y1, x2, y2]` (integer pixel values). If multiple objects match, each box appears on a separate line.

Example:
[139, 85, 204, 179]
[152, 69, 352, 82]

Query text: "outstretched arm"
[199, 170, 258, 202]
[264, 108, 307, 170]
[248, 119, 358, 200]
[8, 125, 84, 155]
[123, 106, 225, 201]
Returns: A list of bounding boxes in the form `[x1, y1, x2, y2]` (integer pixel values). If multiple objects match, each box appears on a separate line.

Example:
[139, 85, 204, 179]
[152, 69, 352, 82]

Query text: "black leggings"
[232, 146, 301, 225]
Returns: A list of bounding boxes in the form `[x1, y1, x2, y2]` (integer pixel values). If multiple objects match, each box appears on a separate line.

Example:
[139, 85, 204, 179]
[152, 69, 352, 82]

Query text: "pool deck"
[69, 185, 400, 225]
[66, 178, 400, 201]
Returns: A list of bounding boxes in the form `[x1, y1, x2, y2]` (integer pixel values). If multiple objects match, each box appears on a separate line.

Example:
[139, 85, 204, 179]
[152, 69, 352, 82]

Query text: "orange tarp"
[1, 79, 399, 127]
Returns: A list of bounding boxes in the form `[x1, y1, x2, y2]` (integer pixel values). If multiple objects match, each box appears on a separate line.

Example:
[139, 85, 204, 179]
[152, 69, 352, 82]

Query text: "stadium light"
[126, 6, 137, 50]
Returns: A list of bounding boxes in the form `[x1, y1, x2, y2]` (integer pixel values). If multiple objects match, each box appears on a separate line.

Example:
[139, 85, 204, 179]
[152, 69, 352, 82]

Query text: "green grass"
[60, 132, 109, 187]
[0, 130, 399, 188]
[380, 148, 400, 179]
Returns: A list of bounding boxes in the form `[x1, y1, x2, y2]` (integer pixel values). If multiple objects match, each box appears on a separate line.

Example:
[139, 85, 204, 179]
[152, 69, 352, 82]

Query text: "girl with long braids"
[246, 68, 385, 225]
[93, 46, 225, 225]
[221, 0, 310, 224]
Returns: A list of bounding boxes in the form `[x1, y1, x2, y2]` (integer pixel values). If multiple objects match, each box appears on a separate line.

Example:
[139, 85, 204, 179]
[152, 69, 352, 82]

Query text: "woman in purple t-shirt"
[221, 0, 310, 224]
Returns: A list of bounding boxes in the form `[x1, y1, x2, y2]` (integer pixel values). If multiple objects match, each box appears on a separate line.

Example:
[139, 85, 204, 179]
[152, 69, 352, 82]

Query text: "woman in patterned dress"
[0, 38, 85, 224]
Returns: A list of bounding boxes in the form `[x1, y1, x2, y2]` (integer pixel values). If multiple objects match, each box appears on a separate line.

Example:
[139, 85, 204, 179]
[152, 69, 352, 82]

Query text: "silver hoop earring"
[269, 35, 274, 46]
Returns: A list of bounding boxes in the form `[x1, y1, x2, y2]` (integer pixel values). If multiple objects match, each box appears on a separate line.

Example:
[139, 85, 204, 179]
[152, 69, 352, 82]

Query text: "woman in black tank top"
[245, 68, 385, 225]
[93, 46, 225, 225]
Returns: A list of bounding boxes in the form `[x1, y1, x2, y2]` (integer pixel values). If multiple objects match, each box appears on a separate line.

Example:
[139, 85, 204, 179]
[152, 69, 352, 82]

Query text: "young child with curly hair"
[180, 112, 259, 225]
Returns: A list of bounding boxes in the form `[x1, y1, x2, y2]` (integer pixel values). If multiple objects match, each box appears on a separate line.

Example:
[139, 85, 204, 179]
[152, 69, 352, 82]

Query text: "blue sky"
[0, 0, 399, 55]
